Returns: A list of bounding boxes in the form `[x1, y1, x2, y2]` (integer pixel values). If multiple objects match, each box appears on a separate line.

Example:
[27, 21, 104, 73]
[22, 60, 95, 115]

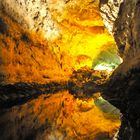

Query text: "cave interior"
[0, 0, 140, 140]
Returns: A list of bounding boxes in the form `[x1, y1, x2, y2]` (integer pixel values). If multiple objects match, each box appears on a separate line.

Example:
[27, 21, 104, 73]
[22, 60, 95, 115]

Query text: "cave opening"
[0, 0, 128, 140]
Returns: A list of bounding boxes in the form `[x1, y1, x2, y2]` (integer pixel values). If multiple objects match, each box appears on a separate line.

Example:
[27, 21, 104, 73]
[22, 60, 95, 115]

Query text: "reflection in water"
[0, 90, 120, 140]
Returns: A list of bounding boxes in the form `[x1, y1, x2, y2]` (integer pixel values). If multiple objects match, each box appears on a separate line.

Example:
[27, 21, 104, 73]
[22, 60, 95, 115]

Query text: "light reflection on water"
[0, 90, 120, 140]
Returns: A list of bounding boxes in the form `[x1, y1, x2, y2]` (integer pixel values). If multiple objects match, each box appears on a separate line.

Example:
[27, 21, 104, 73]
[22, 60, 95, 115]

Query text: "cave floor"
[0, 68, 120, 140]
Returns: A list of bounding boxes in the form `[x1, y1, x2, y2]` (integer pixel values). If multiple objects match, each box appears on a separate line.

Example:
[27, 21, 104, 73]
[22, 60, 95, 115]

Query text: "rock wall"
[100, 0, 123, 34]
[0, 11, 69, 84]
[100, 0, 140, 139]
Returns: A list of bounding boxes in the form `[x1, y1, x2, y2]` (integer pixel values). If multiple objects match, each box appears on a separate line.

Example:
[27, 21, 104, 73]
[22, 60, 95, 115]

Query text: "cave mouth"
[0, 0, 124, 140]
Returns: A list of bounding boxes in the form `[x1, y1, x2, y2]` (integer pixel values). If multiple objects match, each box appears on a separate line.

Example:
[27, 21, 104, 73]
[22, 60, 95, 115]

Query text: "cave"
[0, 0, 140, 140]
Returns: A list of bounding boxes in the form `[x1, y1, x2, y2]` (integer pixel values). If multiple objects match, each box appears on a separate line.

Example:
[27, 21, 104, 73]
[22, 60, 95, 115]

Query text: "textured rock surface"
[1, 0, 59, 40]
[0, 0, 104, 40]
[0, 11, 69, 84]
[100, 0, 123, 34]
[0, 0, 120, 84]
[100, 0, 140, 139]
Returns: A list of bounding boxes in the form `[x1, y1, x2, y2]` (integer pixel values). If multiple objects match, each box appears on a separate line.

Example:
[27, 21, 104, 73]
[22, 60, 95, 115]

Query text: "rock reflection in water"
[0, 90, 120, 140]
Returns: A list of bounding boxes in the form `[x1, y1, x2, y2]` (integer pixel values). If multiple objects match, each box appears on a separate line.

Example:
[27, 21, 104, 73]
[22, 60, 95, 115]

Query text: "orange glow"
[0, 12, 71, 84]
[0, 0, 119, 84]
[14, 91, 120, 139]
[49, 0, 118, 71]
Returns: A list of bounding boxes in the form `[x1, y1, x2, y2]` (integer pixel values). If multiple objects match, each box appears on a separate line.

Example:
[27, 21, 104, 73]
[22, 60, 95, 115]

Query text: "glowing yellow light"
[120, 57, 123, 63]
[94, 64, 113, 71]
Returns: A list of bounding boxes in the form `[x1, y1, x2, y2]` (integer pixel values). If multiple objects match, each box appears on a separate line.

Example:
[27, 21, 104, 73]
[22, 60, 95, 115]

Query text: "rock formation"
[100, 0, 140, 139]
[0, 0, 121, 84]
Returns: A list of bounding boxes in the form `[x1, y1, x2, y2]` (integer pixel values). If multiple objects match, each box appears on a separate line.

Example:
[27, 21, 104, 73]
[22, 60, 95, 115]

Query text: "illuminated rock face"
[0, 0, 121, 83]
[1, 0, 102, 40]
[100, 0, 123, 34]
[0, 12, 68, 84]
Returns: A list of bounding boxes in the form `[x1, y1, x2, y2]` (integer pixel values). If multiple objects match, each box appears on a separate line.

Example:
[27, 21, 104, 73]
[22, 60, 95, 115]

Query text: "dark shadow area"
[0, 82, 67, 109]
[0, 69, 109, 109]
[0, 17, 8, 34]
